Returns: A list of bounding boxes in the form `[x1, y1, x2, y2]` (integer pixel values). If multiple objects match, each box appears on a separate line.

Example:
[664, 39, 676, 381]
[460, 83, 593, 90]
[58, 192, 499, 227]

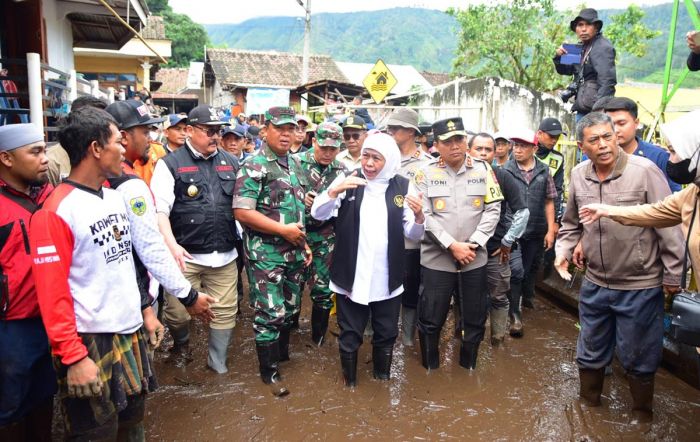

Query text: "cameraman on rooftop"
[554, 8, 617, 119]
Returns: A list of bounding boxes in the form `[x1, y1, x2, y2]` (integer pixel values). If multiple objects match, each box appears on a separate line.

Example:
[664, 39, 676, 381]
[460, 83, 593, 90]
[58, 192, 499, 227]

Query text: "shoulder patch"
[129, 196, 147, 216]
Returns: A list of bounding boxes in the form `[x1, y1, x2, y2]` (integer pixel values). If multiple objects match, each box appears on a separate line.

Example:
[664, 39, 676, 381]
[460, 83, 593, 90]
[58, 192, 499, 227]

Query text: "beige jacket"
[608, 184, 699, 285]
[556, 149, 684, 289]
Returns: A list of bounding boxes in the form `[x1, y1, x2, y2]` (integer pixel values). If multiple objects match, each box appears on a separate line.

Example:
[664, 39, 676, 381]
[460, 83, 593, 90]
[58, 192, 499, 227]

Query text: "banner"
[246, 88, 290, 115]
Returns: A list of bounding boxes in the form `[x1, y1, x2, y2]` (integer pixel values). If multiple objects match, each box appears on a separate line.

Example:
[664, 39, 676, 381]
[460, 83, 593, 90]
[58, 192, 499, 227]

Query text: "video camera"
[559, 81, 579, 103]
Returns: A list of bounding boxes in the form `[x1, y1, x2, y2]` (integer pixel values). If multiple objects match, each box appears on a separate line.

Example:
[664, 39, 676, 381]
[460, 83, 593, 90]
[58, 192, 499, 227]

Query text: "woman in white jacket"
[311, 131, 425, 387]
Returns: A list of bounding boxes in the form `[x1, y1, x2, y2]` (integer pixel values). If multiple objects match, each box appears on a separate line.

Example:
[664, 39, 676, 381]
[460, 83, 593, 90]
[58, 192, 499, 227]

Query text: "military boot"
[256, 341, 283, 385]
[418, 330, 440, 370]
[311, 304, 331, 347]
[490, 308, 509, 346]
[372, 346, 393, 380]
[579, 368, 605, 406]
[278, 325, 291, 362]
[340, 351, 358, 387]
[628, 372, 655, 423]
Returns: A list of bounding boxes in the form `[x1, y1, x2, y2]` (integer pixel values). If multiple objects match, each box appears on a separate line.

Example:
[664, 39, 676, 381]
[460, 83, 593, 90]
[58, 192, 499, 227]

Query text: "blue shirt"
[633, 137, 681, 192]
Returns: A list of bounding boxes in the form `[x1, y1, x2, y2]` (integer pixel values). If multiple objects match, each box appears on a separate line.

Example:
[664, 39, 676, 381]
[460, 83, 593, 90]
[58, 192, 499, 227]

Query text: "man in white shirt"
[151, 104, 239, 374]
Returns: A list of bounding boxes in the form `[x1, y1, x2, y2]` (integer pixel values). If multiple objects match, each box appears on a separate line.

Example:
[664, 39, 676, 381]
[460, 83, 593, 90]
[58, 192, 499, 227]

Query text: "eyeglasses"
[192, 125, 223, 137]
[343, 133, 363, 141]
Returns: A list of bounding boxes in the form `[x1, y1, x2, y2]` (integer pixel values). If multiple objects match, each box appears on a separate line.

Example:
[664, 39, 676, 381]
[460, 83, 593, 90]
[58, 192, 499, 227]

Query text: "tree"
[605, 5, 661, 58]
[145, 0, 210, 67]
[448, 1, 659, 92]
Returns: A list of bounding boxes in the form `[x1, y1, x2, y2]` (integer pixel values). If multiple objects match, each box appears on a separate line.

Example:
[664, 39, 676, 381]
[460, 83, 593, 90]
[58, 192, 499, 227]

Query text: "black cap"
[105, 99, 164, 130]
[342, 115, 366, 130]
[601, 96, 638, 118]
[188, 104, 230, 126]
[570, 8, 603, 32]
[432, 117, 467, 141]
[538, 117, 566, 136]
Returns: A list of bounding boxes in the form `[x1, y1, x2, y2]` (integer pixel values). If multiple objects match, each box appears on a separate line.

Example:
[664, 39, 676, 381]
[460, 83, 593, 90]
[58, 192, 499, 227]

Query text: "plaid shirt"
[517, 161, 557, 200]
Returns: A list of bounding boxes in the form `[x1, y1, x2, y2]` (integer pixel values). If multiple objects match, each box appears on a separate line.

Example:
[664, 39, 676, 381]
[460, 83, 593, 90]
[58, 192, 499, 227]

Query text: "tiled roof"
[141, 16, 166, 40]
[206, 49, 348, 88]
[421, 71, 452, 87]
[154, 67, 188, 94]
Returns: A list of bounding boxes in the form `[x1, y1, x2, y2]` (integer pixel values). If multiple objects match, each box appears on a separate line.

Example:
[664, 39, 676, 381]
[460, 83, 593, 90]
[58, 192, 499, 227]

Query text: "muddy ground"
[145, 295, 700, 441]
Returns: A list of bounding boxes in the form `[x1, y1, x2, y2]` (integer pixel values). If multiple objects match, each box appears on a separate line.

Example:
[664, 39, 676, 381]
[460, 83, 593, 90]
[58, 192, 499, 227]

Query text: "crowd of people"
[2, 7, 700, 441]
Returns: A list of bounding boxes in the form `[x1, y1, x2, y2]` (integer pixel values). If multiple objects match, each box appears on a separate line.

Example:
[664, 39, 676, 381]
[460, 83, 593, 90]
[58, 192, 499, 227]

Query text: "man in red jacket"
[0, 123, 55, 440]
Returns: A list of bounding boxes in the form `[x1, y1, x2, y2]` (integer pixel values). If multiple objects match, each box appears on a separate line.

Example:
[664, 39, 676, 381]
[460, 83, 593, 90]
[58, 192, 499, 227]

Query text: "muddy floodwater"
[146, 295, 700, 441]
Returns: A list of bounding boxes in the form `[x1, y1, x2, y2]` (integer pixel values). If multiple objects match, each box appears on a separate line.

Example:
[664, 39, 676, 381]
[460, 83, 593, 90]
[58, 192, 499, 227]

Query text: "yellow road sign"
[363, 59, 398, 104]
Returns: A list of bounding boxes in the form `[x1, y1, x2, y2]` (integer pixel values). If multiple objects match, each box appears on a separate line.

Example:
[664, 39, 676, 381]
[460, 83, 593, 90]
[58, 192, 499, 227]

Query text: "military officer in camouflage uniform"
[295, 122, 346, 346]
[415, 117, 503, 371]
[233, 107, 311, 386]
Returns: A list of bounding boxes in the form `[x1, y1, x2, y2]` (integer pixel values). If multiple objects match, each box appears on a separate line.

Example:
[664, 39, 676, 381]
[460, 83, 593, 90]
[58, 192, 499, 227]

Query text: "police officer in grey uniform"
[414, 117, 503, 370]
[387, 108, 434, 346]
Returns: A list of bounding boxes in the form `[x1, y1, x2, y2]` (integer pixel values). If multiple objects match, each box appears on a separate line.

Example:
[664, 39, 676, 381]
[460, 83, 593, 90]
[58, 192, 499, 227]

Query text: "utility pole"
[297, 0, 311, 85]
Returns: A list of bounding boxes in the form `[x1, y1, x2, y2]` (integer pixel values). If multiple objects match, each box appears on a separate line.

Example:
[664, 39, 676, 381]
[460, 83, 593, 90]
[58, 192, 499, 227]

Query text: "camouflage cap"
[265, 106, 297, 126]
[316, 121, 343, 148]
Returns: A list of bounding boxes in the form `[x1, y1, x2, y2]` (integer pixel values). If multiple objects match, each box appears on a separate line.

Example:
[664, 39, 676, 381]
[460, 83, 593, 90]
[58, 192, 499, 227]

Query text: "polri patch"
[394, 195, 405, 207]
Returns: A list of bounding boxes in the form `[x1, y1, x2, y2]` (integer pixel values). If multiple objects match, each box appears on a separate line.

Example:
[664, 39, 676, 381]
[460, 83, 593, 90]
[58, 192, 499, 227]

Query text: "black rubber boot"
[340, 351, 358, 387]
[459, 341, 480, 370]
[278, 325, 291, 362]
[372, 346, 393, 380]
[418, 331, 440, 370]
[311, 305, 331, 347]
[256, 341, 283, 385]
[579, 368, 605, 406]
[290, 311, 301, 329]
[628, 372, 655, 422]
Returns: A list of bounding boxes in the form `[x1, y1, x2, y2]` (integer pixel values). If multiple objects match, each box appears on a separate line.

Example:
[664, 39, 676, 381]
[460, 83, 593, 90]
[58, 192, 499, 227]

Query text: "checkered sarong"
[54, 330, 157, 432]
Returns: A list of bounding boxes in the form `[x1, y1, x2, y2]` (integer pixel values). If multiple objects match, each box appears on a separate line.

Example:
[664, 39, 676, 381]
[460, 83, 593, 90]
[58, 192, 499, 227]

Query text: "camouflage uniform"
[233, 143, 307, 344]
[295, 125, 346, 310]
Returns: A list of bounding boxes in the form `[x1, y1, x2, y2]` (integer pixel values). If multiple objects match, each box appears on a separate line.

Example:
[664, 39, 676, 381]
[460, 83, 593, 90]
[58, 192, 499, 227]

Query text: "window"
[80, 72, 138, 91]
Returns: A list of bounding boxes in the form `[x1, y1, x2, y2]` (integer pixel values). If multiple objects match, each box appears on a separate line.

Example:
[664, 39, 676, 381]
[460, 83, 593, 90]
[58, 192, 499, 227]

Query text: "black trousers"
[401, 249, 421, 309]
[417, 266, 488, 344]
[337, 293, 402, 353]
[519, 236, 545, 302]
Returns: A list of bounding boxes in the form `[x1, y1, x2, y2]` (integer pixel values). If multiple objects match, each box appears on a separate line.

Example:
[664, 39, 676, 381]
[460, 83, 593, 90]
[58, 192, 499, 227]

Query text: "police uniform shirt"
[415, 154, 503, 273]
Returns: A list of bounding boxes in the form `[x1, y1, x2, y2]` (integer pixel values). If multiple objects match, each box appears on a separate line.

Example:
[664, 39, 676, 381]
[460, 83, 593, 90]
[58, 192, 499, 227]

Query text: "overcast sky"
[169, 0, 675, 24]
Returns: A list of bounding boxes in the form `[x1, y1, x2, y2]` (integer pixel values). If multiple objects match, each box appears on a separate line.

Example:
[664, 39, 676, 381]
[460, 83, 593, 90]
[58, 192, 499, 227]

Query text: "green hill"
[205, 8, 458, 72]
[205, 3, 700, 87]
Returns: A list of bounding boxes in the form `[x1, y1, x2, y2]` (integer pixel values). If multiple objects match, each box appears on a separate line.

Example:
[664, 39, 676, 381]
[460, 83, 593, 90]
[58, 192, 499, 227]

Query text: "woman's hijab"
[661, 110, 700, 172]
[360, 131, 401, 191]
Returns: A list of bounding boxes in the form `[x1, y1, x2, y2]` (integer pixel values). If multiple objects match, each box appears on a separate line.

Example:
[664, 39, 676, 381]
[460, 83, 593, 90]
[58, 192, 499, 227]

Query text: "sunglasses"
[343, 133, 362, 141]
[193, 125, 223, 137]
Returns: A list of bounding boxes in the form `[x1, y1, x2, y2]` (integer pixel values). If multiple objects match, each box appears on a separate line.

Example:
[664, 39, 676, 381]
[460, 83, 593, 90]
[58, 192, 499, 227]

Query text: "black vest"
[163, 144, 238, 254]
[503, 158, 550, 239]
[331, 174, 409, 294]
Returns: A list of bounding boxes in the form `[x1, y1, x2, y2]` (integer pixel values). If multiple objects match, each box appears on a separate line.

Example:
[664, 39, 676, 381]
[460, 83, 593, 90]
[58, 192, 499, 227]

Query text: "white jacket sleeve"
[117, 179, 193, 299]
